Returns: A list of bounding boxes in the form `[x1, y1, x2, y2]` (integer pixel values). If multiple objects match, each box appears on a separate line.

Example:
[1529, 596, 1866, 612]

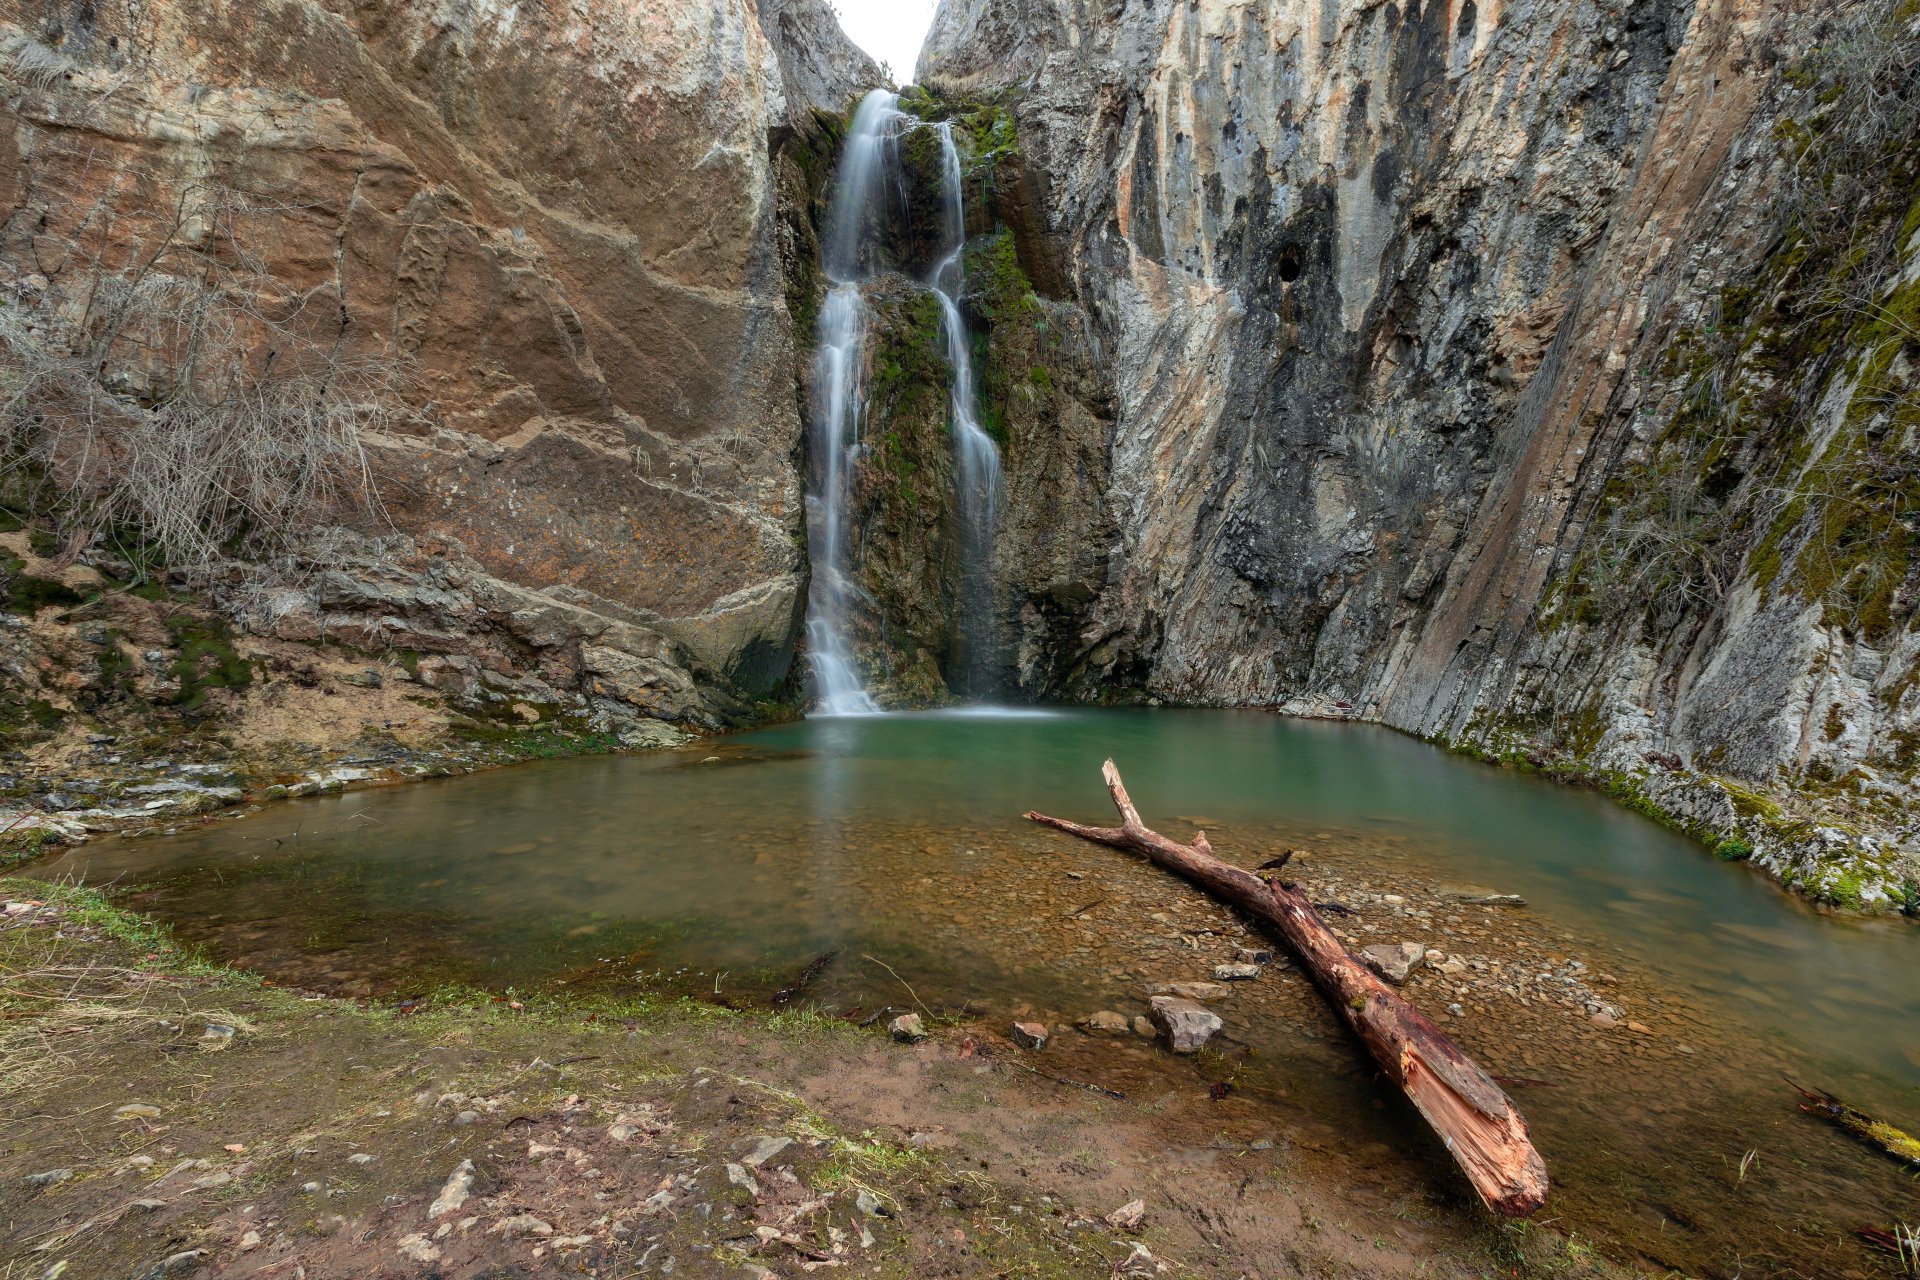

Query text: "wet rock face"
[0, 0, 875, 723]
[919, 0, 1920, 888]
[920, 0, 1695, 706]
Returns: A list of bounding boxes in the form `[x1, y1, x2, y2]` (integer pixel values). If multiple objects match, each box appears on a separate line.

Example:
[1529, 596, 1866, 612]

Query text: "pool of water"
[39, 708, 1920, 1277]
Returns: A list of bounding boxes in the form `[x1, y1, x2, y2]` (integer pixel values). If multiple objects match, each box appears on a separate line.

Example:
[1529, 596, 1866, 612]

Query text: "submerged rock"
[1361, 942, 1429, 985]
[1148, 996, 1222, 1054]
[1079, 1011, 1130, 1037]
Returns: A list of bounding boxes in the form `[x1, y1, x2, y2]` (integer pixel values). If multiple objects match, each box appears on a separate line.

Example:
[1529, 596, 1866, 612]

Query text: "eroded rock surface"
[918, 0, 1920, 902]
[0, 0, 877, 726]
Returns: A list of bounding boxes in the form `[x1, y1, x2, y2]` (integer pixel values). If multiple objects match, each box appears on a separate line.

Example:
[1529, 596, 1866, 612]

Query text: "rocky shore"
[0, 879, 1633, 1280]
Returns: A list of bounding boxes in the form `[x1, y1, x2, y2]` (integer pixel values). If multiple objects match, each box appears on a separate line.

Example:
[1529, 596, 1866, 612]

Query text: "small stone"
[1231, 946, 1275, 965]
[24, 1169, 72, 1186]
[1360, 941, 1427, 985]
[1212, 963, 1261, 982]
[396, 1233, 442, 1262]
[1148, 996, 1223, 1053]
[855, 1187, 892, 1217]
[888, 1012, 928, 1043]
[742, 1136, 793, 1167]
[114, 1104, 162, 1121]
[726, 1162, 760, 1195]
[301, 1182, 322, 1194]
[607, 1123, 642, 1141]
[1131, 1016, 1155, 1039]
[192, 1171, 232, 1189]
[199, 1024, 235, 1044]
[347, 1152, 374, 1165]
[1589, 1011, 1619, 1030]
[453, 1110, 481, 1126]
[430, 1160, 475, 1219]
[1079, 1010, 1131, 1036]
[238, 1231, 261, 1252]
[1105, 1198, 1147, 1230]
[157, 1251, 206, 1274]
[1627, 1020, 1653, 1035]
[1011, 1020, 1049, 1050]
[1148, 981, 1228, 1001]
[489, 1214, 554, 1238]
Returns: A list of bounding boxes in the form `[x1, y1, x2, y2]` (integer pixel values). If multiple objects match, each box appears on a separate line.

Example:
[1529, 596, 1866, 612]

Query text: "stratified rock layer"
[0, 0, 877, 725]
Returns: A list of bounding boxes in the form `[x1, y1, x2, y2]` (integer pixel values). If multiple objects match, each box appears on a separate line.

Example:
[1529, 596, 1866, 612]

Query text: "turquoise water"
[41, 708, 1920, 1276]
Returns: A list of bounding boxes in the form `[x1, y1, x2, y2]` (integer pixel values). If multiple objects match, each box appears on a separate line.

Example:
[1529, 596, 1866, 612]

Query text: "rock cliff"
[918, 0, 1920, 904]
[0, 0, 876, 728]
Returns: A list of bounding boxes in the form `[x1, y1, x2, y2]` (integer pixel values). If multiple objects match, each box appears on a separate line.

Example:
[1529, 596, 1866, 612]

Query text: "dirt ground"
[0, 880, 1637, 1280]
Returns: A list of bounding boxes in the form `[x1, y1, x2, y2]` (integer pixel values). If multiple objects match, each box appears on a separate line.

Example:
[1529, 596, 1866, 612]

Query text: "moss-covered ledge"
[1437, 726, 1920, 916]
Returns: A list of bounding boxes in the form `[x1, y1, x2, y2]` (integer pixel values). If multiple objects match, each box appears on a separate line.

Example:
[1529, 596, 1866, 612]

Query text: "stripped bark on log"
[1026, 759, 1549, 1217]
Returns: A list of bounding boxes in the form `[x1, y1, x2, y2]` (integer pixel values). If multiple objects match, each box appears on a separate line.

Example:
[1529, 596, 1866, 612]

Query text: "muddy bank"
[0, 879, 1636, 1280]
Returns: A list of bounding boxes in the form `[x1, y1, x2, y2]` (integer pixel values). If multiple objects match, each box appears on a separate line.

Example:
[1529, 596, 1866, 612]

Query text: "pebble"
[888, 1013, 928, 1043]
[453, 1110, 481, 1126]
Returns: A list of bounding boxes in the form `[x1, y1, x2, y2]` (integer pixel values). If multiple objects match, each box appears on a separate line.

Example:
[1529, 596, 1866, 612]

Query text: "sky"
[829, 0, 940, 84]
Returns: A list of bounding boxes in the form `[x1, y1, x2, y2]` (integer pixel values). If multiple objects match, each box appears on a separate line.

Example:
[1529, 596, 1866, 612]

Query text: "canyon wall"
[0, 0, 875, 729]
[919, 0, 1920, 902]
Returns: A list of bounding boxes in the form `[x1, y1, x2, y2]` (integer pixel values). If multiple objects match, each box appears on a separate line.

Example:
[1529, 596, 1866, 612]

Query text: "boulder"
[1148, 996, 1223, 1053]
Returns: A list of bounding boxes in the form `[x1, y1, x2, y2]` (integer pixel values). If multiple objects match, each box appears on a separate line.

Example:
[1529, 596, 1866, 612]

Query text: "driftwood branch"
[1026, 759, 1549, 1217]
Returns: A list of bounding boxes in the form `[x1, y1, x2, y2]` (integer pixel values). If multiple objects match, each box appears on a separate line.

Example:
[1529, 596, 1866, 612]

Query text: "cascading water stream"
[803, 89, 903, 716]
[928, 122, 1005, 697]
[802, 90, 1006, 712]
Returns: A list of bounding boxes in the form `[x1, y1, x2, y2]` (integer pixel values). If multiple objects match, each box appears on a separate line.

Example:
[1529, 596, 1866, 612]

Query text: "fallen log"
[1790, 1080, 1920, 1165]
[1025, 759, 1549, 1217]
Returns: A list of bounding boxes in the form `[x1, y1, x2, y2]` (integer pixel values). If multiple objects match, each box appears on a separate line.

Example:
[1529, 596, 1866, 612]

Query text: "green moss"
[163, 613, 253, 711]
[4, 573, 86, 613]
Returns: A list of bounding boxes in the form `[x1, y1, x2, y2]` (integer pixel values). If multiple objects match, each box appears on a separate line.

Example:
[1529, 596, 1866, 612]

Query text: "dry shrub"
[0, 182, 400, 571]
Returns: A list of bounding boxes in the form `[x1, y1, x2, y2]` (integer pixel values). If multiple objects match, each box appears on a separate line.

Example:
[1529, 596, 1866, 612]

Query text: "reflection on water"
[38, 709, 1920, 1278]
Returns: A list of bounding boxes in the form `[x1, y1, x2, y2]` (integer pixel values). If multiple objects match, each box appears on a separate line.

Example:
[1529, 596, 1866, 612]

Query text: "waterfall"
[928, 123, 1005, 697]
[802, 91, 1005, 713]
[803, 89, 902, 716]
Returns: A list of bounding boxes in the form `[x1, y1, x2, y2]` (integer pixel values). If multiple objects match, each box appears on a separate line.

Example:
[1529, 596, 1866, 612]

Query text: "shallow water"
[41, 709, 1920, 1277]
